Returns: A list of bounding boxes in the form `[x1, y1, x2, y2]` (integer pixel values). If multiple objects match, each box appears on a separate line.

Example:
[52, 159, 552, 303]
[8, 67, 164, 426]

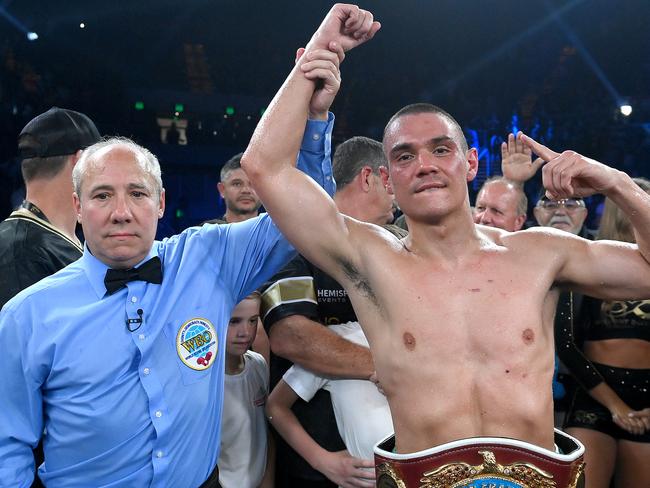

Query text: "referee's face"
[73, 145, 165, 269]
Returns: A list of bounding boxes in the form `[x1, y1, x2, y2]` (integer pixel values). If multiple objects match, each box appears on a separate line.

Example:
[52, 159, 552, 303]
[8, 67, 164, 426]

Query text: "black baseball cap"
[18, 107, 101, 159]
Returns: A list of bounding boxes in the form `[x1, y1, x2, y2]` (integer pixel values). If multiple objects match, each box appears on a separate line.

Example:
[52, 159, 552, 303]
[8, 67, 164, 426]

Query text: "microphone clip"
[126, 309, 144, 332]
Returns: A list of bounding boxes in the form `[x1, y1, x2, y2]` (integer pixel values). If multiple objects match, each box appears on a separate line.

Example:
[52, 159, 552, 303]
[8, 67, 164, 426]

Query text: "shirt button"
[155, 410, 162, 418]
[143, 368, 150, 375]
[326, 176, 331, 181]
[312, 133, 320, 141]
[156, 451, 164, 458]
[131, 296, 138, 303]
[139, 334, 145, 340]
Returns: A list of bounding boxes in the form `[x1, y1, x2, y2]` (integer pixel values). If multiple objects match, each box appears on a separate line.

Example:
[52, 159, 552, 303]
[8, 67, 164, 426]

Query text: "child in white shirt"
[218, 292, 273, 488]
[266, 321, 392, 487]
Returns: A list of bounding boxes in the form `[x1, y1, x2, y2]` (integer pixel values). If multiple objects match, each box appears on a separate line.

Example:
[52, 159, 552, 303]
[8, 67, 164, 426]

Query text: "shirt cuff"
[296, 112, 336, 196]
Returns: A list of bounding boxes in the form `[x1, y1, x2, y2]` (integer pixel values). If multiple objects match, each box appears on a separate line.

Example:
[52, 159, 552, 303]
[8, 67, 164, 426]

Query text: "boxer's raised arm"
[242, 5, 379, 283]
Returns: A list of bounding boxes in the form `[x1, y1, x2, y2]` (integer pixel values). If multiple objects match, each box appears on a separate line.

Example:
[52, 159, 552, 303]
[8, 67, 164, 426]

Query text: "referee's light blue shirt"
[0, 116, 334, 488]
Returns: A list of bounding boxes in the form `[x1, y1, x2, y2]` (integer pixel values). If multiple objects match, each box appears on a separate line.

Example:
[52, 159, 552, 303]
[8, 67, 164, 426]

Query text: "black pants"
[198, 464, 222, 488]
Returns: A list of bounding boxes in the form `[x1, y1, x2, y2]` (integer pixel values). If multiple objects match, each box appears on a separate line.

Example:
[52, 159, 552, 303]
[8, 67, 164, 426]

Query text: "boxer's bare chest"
[353, 242, 557, 366]
[346, 238, 559, 450]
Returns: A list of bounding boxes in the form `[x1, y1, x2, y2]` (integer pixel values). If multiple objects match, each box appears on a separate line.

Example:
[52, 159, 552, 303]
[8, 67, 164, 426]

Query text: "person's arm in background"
[260, 255, 373, 380]
[269, 315, 373, 379]
[266, 378, 374, 488]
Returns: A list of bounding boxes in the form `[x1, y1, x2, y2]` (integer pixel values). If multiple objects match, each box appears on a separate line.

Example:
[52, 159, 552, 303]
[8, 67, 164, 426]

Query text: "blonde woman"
[562, 178, 650, 487]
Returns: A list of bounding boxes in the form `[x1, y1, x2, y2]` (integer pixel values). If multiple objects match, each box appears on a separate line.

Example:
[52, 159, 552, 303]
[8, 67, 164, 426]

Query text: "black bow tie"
[104, 257, 163, 295]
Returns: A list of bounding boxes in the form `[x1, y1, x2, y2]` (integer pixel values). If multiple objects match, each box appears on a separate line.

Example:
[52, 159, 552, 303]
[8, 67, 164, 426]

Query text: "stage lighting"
[620, 104, 632, 116]
[134, 101, 145, 111]
[26, 32, 38, 41]
[175, 103, 184, 113]
[225, 106, 235, 116]
[80, 22, 85, 29]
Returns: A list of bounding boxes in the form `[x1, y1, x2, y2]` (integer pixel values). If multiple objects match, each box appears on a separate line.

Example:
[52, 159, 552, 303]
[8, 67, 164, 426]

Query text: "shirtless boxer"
[241, 4, 650, 486]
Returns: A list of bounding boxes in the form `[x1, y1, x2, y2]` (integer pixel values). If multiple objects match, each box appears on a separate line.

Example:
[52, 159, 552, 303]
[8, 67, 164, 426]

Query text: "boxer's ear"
[466, 147, 479, 182]
[379, 167, 393, 195]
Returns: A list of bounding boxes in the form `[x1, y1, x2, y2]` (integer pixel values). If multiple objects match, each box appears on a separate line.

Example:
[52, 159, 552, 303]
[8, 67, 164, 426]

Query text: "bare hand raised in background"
[501, 132, 544, 184]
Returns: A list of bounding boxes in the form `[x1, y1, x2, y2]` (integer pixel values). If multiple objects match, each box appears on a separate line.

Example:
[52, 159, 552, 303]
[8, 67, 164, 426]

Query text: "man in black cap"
[0, 107, 100, 309]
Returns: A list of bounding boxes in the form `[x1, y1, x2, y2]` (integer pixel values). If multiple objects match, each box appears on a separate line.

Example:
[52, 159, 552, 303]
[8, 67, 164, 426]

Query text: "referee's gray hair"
[72, 137, 163, 200]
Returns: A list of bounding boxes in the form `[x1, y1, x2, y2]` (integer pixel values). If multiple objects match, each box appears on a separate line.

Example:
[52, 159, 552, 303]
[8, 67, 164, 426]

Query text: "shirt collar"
[81, 243, 160, 298]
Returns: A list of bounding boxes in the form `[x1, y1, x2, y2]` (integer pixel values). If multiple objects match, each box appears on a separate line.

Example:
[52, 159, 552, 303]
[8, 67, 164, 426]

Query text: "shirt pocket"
[162, 318, 218, 386]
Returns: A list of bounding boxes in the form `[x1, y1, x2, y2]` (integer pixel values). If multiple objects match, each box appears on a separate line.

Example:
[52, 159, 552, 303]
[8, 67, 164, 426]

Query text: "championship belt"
[374, 430, 585, 488]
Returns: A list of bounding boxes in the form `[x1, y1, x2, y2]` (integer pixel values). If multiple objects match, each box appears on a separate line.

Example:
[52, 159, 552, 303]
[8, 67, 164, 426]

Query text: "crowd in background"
[1, 4, 649, 486]
[2, 35, 650, 230]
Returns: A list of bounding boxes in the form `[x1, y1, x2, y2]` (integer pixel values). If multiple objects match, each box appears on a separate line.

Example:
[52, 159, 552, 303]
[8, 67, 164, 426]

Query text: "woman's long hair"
[597, 177, 650, 243]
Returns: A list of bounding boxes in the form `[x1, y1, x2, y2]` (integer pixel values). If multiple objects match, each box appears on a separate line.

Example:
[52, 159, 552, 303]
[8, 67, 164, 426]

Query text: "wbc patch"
[176, 318, 218, 370]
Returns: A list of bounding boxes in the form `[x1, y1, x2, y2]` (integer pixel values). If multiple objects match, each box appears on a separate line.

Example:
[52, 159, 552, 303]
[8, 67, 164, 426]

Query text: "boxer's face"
[384, 112, 478, 223]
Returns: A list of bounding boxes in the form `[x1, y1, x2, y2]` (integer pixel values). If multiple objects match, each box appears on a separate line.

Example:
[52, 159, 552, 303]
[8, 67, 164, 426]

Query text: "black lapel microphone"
[126, 309, 144, 332]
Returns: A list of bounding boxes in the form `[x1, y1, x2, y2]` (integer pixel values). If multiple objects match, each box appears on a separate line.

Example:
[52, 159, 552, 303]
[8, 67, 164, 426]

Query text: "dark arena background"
[1, 0, 649, 236]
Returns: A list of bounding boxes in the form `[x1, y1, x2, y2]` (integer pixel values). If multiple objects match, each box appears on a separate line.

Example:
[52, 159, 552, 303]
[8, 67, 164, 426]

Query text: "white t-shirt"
[218, 351, 269, 488]
[283, 321, 393, 460]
